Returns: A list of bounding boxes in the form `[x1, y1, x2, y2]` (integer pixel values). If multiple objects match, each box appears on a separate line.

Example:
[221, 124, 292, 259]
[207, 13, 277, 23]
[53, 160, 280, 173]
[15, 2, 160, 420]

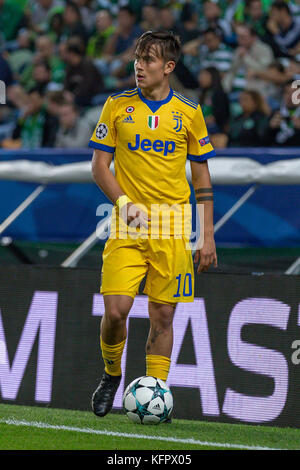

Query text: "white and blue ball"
[123, 376, 173, 425]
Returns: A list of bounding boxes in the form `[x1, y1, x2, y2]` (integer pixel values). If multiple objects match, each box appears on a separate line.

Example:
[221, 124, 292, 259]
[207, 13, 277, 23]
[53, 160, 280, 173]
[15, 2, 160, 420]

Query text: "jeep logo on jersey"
[128, 134, 175, 156]
[148, 115, 159, 130]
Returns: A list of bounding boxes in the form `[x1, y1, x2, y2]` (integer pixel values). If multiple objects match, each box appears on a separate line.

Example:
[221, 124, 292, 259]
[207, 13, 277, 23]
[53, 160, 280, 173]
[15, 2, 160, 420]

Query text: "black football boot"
[91, 371, 121, 417]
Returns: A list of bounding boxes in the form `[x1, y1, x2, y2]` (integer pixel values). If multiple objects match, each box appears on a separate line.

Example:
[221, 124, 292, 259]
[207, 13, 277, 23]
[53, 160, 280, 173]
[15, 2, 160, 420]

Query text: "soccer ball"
[123, 376, 173, 425]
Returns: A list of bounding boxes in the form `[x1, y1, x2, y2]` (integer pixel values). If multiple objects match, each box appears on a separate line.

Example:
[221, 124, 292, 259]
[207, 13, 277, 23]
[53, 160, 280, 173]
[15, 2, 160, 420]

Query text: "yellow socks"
[100, 340, 171, 381]
[146, 354, 171, 382]
[100, 337, 126, 376]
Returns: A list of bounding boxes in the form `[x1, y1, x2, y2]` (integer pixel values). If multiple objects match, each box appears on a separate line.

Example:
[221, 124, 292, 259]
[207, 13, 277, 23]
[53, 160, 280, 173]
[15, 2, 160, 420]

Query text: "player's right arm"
[89, 98, 148, 228]
[91, 149, 123, 204]
[91, 149, 149, 229]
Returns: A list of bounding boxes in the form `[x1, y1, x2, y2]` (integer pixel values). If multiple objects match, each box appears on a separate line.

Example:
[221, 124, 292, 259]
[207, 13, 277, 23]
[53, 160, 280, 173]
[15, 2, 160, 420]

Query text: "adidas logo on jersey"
[123, 115, 135, 123]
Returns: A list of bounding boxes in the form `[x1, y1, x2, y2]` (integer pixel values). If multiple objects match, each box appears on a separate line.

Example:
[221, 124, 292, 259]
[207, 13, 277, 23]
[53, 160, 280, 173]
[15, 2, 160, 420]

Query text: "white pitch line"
[0, 418, 284, 450]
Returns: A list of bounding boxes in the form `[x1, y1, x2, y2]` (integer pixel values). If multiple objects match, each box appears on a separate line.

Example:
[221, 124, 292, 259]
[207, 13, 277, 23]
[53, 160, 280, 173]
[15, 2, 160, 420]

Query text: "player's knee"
[105, 307, 128, 327]
[151, 305, 174, 331]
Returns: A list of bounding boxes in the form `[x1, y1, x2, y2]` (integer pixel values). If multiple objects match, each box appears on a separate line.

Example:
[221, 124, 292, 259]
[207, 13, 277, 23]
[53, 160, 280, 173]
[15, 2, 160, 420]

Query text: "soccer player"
[89, 31, 217, 418]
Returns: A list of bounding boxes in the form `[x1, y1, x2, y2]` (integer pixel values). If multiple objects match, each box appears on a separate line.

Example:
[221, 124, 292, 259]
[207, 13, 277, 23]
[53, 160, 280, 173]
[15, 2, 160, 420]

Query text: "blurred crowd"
[0, 0, 300, 150]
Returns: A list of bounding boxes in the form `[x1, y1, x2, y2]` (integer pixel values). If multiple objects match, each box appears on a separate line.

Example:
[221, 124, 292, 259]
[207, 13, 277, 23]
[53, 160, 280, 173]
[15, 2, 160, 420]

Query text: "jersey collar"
[137, 87, 173, 113]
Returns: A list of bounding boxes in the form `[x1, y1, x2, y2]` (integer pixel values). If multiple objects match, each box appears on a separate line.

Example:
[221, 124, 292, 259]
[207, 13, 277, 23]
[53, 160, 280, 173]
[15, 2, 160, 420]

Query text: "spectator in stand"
[0, 52, 22, 143]
[64, 39, 104, 106]
[96, 0, 121, 17]
[223, 24, 274, 96]
[20, 35, 65, 91]
[7, 29, 34, 81]
[73, 0, 96, 33]
[183, 27, 233, 78]
[200, 28, 233, 76]
[198, 66, 230, 135]
[247, 61, 292, 109]
[45, 89, 66, 114]
[268, 1, 300, 56]
[32, 59, 52, 95]
[266, 1, 300, 59]
[218, 0, 243, 24]
[0, 52, 28, 109]
[55, 101, 91, 147]
[137, 4, 197, 95]
[86, 9, 115, 59]
[176, 2, 201, 44]
[44, 89, 65, 140]
[98, 6, 143, 88]
[2, 85, 58, 149]
[102, 6, 143, 64]
[1, 0, 299, 150]
[35, 35, 65, 84]
[200, 0, 234, 46]
[241, 0, 284, 58]
[226, 89, 270, 147]
[47, 9, 65, 44]
[62, 0, 89, 45]
[0, 0, 28, 42]
[158, 6, 183, 39]
[233, 0, 273, 23]
[140, 1, 161, 32]
[243, 0, 269, 37]
[265, 79, 300, 146]
[28, 0, 64, 34]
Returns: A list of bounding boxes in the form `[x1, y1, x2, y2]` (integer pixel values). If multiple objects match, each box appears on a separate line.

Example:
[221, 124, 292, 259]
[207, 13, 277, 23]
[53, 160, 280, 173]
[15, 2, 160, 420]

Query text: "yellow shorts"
[100, 236, 194, 304]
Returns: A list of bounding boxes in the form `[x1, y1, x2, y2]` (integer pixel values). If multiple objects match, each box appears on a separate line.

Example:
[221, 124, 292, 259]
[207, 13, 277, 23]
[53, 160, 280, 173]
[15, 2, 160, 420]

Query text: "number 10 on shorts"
[173, 273, 192, 298]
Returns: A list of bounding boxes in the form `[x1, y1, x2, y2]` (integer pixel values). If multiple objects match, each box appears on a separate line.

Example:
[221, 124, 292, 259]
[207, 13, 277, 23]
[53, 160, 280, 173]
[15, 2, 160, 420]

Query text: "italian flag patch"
[148, 115, 159, 130]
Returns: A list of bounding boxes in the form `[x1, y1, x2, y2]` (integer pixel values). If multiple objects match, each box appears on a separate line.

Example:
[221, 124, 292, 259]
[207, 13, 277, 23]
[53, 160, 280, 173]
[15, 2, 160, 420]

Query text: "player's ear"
[164, 60, 176, 76]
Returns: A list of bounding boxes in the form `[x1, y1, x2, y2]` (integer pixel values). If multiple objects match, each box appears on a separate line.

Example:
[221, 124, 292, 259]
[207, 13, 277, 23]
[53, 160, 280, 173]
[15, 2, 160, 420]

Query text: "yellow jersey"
[89, 87, 215, 237]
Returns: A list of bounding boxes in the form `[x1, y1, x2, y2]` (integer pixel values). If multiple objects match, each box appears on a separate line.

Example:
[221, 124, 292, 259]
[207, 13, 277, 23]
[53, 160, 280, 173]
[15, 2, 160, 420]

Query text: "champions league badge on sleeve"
[199, 136, 210, 146]
[96, 123, 108, 140]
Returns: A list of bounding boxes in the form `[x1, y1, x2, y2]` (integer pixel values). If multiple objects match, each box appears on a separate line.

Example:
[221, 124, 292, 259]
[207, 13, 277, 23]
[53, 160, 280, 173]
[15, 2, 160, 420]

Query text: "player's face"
[134, 46, 174, 90]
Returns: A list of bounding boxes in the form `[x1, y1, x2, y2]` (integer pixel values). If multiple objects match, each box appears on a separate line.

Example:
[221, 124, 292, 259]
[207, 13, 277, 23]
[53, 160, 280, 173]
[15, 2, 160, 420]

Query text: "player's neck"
[139, 82, 171, 102]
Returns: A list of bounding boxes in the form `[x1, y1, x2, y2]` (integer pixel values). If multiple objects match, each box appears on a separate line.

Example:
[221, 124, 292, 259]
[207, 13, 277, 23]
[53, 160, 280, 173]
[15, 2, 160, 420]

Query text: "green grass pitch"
[0, 404, 299, 450]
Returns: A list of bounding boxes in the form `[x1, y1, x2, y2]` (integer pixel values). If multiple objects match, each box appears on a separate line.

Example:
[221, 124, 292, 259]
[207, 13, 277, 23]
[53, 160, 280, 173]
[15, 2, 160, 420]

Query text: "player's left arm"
[191, 160, 218, 273]
[187, 104, 218, 273]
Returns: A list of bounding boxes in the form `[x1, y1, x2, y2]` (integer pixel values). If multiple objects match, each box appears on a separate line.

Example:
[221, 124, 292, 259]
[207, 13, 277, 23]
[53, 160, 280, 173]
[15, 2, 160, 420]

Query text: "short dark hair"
[135, 30, 181, 64]
[237, 23, 257, 36]
[34, 59, 51, 72]
[246, 0, 262, 6]
[66, 42, 85, 57]
[65, 0, 81, 19]
[28, 84, 46, 96]
[204, 27, 223, 39]
[46, 90, 66, 105]
[284, 78, 295, 88]
[60, 101, 79, 113]
[118, 5, 135, 16]
[271, 1, 291, 14]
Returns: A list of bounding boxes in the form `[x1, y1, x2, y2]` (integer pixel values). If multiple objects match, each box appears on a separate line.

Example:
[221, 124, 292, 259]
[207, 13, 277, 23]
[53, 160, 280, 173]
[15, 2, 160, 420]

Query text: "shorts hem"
[100, 290, 136, 299]
[147, 296, 177, 306]
[146, 293, 194, 305]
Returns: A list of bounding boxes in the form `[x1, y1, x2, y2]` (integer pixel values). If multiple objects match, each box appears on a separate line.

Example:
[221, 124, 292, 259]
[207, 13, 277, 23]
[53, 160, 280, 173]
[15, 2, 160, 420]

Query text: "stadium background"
[0, 0, 300, 432]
